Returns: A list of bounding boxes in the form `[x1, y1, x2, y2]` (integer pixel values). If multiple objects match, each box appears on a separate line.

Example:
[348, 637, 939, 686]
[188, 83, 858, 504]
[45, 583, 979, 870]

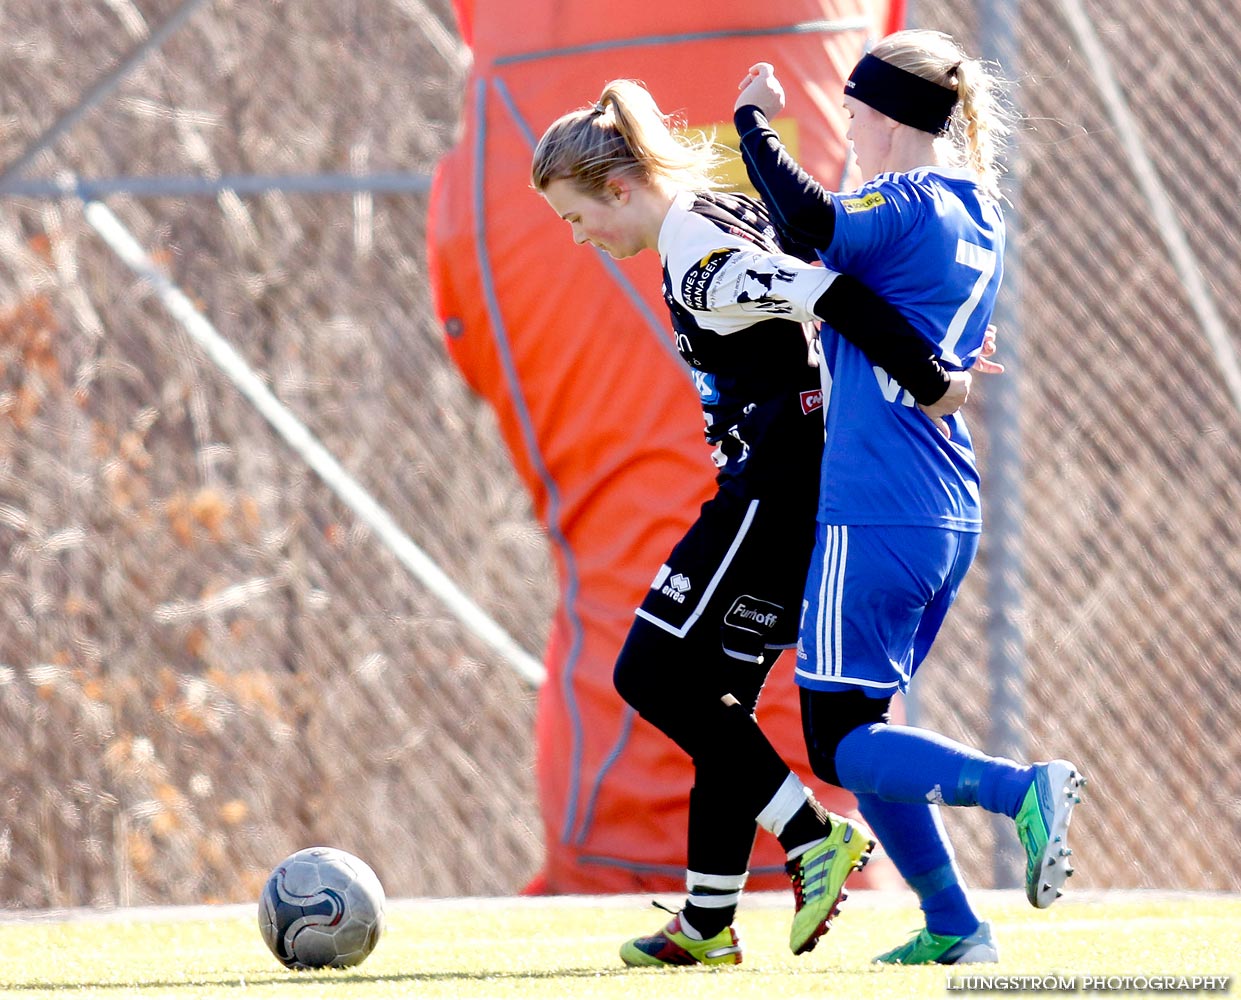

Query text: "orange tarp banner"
[428, 1, 904, 894]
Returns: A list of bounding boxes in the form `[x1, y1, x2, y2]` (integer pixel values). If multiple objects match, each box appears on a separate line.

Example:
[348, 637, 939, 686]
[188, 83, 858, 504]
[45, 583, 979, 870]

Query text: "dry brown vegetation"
[1, 0, 549, 907]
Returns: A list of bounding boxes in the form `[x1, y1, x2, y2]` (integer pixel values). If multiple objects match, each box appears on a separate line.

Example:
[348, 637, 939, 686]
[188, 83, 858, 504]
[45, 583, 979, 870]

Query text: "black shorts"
[634, 486, 817, 664]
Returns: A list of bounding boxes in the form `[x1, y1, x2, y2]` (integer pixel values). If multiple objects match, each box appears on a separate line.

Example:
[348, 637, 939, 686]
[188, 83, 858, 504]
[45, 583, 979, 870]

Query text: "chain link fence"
[0, 0, 549, 908]
[910, 0, 1241, 892]
[0, 0, 1237, 908]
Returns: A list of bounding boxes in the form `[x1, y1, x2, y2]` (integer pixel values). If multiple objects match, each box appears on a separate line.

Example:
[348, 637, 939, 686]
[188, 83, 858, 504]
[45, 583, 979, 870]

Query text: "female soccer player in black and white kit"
[531, 79, 987, 967]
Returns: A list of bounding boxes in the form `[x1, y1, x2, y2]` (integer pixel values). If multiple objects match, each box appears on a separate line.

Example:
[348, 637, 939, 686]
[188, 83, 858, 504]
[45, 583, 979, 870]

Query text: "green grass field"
[0, 891, 1235, 999]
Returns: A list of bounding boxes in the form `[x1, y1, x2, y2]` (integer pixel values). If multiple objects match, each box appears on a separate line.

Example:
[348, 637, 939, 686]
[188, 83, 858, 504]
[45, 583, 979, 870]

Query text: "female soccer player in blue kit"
[735, 29, 1087, 965]
[532, 79, 975, 967]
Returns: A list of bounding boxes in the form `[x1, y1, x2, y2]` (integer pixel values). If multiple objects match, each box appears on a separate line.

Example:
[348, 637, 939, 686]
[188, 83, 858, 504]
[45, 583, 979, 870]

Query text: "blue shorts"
[795, 523, 979, 695]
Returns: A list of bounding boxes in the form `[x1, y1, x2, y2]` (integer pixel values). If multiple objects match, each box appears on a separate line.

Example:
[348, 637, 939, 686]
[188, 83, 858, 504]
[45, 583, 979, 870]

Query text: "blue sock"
[981, 759, 1037, 818]
[856, 792, 979, 937]
[837, 723, 1034, 817]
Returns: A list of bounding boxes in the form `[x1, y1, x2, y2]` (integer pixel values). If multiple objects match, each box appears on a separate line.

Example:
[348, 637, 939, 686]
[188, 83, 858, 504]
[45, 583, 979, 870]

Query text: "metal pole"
[84, 199, 547, 688]
[0, 172, 432, 200]
[0, 0, 211, 192]
[979, 0, 1027, 889]
[1060, 0, 1241, 417]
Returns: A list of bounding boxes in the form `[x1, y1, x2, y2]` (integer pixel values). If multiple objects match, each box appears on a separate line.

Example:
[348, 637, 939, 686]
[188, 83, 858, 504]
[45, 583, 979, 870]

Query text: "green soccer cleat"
[873, 921, 999, 965]
[1015, 759, 1086, 908]
[786, 814, 876, 955]
[619, 913, 742, 967]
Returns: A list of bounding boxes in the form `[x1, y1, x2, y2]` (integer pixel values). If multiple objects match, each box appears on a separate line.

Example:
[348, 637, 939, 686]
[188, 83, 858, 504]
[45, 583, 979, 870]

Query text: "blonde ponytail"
[532, 80, 723, 196]
[870, 29, 1013, 198]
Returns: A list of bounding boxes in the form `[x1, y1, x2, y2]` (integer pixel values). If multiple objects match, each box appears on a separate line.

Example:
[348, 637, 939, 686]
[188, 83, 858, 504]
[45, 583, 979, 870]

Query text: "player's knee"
[800, 687, 891, 787]
[612, 619, 674, 715]
[805, 735, 842, 786]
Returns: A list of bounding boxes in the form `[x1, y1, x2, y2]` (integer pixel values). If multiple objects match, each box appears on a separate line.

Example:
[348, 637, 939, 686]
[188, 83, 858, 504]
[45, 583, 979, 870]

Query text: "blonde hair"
[871, 29, 1012, 198]
[531, 79, 723, 197]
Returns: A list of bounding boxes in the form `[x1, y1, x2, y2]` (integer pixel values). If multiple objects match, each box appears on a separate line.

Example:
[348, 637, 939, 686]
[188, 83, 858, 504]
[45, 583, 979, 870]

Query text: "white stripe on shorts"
[635, 498, 759, 639]
[798, 525, 903, 691]
[813, 525, 847, 679]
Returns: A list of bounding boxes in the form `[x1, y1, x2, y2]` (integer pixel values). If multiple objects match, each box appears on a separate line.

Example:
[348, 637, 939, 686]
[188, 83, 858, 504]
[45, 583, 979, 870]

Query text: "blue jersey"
[814, 166, 1004, 530]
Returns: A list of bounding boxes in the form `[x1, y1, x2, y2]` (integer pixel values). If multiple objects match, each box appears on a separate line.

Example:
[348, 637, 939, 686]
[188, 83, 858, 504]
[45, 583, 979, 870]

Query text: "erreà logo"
[651, 565, 691, 603]
[800, 389, 823, 414]
[662, 572, 691, 604]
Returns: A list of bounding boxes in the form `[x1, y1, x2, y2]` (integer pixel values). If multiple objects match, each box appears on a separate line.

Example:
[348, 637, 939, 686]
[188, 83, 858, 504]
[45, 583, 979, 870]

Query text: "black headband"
[845, 53, 958, 135]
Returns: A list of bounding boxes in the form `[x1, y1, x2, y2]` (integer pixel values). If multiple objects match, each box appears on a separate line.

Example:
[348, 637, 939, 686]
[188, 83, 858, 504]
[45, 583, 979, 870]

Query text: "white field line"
[0, 888, 1234, 925]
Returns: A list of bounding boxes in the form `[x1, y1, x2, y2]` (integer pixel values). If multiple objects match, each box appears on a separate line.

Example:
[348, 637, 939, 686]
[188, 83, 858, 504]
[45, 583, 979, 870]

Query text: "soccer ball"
[258, 846, 386, 969]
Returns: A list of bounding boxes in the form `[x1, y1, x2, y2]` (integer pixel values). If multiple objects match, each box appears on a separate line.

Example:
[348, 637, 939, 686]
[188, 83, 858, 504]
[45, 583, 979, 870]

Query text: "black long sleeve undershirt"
[735, 105, 950, 405]
[734, 104, 838, 254]
[813, 275, 950, 406]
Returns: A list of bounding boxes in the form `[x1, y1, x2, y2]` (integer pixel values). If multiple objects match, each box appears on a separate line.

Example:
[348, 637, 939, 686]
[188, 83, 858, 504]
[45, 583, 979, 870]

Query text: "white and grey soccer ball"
[258, 846, 385, 969]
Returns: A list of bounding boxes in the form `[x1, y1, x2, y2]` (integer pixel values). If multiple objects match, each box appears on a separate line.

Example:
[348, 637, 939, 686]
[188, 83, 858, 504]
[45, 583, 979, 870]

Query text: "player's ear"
[604, 174, 631, 204]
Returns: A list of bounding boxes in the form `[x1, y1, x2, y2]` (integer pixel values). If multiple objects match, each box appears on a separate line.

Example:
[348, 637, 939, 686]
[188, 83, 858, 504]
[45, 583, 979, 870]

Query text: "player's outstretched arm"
[671, 245, 973, 426]
[734, 64, 837, 250]
[812, 274, 951, 407]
